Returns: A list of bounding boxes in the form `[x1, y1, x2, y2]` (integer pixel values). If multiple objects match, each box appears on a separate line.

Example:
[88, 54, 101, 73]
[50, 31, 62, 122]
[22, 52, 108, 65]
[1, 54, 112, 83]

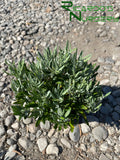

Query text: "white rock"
[37, 137, 48, 152]
[81, 123, 90, 133]
[11, 122, 19, 130]
[28, 123, 38, 133]
[41, 42, 47, 47]
[23, 118, 32, 125]
[113, 51, 120, 60]
[100, 142, 108, 151]
[7, 129, 14, 136]
[80, 144, 86, 151]
[114, 144, 120, 153]
[50, 137, 57, 144]
[46, 144, 59, 156]
[8, 144, 17, 152]
[63, 128, 70, 135]
[108, 127, 115, 135]
[89, 145, 96, 154]
[48, 128, 55, 138]
[40, 120, 50, 130]
[114, 13, 120, 18]
[100, 79, 109, 85]
[98, 22, 105, 25]
[115, 61, 120, 66]
[61, 138, 71, 149]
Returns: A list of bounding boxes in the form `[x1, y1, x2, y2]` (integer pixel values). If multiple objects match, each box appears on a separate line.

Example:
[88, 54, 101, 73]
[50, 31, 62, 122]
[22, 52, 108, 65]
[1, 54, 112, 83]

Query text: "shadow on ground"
[79, 85, 120, 130]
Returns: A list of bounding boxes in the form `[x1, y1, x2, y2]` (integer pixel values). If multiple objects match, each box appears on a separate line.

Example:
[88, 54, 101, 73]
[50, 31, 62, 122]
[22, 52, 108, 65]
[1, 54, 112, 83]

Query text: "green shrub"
[5, 42, 110, 131]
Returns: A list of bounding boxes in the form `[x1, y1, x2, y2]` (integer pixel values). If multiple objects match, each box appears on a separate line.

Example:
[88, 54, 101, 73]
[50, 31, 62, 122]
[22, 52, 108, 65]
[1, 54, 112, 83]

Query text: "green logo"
[61, 1, 119, 22]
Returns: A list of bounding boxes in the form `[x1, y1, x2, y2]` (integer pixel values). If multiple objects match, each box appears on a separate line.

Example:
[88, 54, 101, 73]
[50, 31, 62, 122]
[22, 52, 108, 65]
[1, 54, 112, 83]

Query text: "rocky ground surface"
[0, 0, 120, 160]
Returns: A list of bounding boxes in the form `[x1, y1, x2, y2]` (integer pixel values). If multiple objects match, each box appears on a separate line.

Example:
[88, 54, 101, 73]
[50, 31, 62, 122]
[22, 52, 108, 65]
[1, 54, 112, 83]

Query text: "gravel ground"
[0, 0, 120, 160]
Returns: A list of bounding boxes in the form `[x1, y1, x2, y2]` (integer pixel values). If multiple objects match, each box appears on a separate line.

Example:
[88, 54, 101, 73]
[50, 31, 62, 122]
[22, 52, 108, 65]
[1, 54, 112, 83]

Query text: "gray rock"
[37, 137, 48, 152]
[92, 126, 108, 141]
[18, 137, 33, 150]
[98, 57, 105, 63]
[30, 133, 36, 141]
[61, 138, 71, 149]
[100, 103, 113, 115]
[36, 130, 42, 138]
[110, 75, 118, 85]
[69, 125, 80, 142]
[0, 109, 7, 118]
[7, 138, 16, 145]
[40, 120, 50, 130]
[103, 65, 112, 70]
[81, 123, 90, 133]
[0, 149, 5, 159]
[114, 105, 120, 113]
[102, 86, 112, 94]
[0, 125, 5, 137]
[112, 112, 119, 121]
[5, 115, 15, 126]
[46, 144, 59, 156]
[100, 31, 107, 37]
[11, 133, 19, 141]
[105, 57, 115, 64]
[115, 61, 120, 66]
[4, 151, 16, 160]
[23, 118, 32, 125]
[27, 26, 39, 35]
[0, 135, 6, 148]
[116, 98, 120, 105]
[112, 89, 120, 97]
[113, 156, 119, 160]
[105, 153, 112, 160]
[107, 95, 117, 106]
[4, 145, 17, 159]
[14, 155, 25, 160]
[99, 154, 109, 160]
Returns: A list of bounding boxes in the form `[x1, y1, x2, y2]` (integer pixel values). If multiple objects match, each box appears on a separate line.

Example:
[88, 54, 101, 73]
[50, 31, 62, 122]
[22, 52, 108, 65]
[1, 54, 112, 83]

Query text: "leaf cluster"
[5, 42, 110, 131]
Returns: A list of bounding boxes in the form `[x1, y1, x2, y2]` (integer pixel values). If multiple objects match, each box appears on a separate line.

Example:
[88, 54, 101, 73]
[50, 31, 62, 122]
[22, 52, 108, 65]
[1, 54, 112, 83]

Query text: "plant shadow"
[80, 85, 120, 130]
